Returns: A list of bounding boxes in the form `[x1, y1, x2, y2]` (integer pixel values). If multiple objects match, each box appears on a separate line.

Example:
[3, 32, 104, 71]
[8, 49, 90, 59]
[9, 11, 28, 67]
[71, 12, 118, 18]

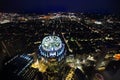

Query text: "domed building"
[36, 36, 87, 80]
[38, 36, 66, 62]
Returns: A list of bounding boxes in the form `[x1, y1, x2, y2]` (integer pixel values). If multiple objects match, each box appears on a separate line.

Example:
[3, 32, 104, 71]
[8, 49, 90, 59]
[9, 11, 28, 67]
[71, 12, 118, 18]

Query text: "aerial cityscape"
[0, 12, 120, 80]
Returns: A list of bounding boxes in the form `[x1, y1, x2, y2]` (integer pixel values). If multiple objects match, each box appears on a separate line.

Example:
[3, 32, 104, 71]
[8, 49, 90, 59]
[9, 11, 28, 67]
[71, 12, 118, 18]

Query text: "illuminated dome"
[39, 36, 66, 62]
[41, 36, 62, 52]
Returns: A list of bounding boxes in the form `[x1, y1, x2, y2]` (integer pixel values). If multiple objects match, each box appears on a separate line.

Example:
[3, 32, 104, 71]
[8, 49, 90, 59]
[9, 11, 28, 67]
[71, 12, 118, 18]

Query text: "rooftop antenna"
[53, 31, 55, 35]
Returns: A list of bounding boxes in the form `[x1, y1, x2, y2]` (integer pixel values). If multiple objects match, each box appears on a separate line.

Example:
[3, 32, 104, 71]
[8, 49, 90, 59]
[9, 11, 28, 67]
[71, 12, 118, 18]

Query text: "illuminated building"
[3, 54, 38, 80]
[114, 54, 120, 60]
[38, 36, 66, 62]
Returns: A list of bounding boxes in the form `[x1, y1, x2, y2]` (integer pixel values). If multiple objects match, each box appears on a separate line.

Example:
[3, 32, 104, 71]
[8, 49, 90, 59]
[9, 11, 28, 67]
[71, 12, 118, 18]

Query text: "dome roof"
[41, 36, 62, 52]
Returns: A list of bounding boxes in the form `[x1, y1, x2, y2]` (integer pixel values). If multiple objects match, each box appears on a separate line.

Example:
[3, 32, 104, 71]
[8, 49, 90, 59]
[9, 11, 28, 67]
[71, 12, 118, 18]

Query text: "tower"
[38, 36, 66, 80]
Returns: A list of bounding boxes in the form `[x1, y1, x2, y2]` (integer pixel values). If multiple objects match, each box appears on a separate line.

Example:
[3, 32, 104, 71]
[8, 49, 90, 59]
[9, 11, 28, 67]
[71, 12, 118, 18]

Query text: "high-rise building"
[3, 54, 38, 80]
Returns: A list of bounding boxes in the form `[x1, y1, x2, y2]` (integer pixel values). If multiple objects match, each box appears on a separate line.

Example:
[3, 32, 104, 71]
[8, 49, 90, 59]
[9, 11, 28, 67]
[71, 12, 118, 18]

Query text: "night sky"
[0, 0, 120, 14]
